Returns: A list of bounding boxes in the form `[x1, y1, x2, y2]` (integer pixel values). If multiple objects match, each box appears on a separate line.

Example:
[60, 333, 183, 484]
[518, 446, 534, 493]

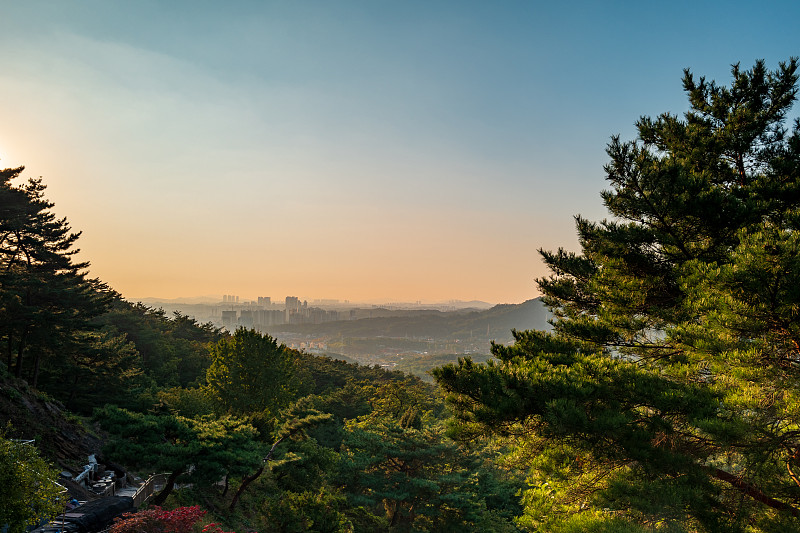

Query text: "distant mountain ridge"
[267, 298, 550, 343]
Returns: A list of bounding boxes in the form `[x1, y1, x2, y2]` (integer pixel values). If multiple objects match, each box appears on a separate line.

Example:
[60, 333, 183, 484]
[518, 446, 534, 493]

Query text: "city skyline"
[2, 2, 798, 304]
[137, 293, 487, 308]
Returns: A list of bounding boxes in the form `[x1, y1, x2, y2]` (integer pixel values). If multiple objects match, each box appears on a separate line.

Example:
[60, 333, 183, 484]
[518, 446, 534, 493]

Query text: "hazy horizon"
[129, 294, 503, 307]
[2, 1, 798, 304]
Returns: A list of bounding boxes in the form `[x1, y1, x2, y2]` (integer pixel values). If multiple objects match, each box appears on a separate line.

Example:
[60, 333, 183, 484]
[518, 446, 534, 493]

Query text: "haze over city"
[1, 1, 798, 303]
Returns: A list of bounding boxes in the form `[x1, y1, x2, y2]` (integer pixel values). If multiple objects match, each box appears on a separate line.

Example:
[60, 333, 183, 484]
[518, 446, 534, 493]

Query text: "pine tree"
[96, 406, 263, 506]
[0, 166, 112, 387]
[433, 59, 800, 532]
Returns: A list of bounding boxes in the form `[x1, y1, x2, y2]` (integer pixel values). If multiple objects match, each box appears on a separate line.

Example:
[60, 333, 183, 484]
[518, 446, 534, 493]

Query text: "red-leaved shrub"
[110, 506, 207, 533]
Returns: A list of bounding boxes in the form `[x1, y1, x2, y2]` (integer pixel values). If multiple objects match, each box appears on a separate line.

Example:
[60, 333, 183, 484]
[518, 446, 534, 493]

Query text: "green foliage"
[434, 59, 800, 531]
[157, 385, 216, 418]
[298, 354, 405, 396]
[0, 166, 114, 389]
[40, 328, 147, 413]
[263, 487, 353, 533]
[337, 375, 523, 532]
[1, 162, 537, 532]
[205, 328, 304, 417]
[340, 417, 523, 532]
[98, 301, 221, 389]
[0, 429, 63, 531]
[96, 406, 263, 503]
[225, 396, 335, 512]
[541, 513, 652, 533]
[270, 438, 340, 493]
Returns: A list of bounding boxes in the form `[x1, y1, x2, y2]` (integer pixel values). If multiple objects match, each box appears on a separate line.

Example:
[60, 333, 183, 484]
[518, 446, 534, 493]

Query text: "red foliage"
[202, 523, 236, 533]
[110, 506, 207, 533]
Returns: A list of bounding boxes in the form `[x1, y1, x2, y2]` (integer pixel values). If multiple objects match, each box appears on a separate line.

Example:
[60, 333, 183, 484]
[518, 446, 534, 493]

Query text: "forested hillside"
[3, 58, 800, 533]
[0, 161, 526, 530]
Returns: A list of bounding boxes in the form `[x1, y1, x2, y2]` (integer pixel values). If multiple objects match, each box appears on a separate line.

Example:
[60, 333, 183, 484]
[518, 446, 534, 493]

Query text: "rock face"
[0, 371, 104, 474]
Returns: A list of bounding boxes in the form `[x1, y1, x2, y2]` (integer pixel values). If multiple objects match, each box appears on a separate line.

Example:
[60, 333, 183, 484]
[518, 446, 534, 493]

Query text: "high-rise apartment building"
[285, 296, 301, 313]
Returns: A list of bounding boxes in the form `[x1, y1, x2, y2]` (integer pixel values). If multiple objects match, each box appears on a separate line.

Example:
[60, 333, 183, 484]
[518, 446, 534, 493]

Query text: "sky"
[1, 1, 799, 304]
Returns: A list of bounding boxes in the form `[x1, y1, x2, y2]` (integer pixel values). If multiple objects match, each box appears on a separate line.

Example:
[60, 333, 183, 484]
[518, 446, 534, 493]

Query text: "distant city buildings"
[285, 296, 301, 313]
[221, 309, 237, 328]
[143, 293, 488, 334]
[213, 294, 342, 331]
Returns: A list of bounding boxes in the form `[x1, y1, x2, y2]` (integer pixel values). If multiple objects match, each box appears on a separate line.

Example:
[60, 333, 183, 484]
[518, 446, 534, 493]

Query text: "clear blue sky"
[1, 1, 798, 303]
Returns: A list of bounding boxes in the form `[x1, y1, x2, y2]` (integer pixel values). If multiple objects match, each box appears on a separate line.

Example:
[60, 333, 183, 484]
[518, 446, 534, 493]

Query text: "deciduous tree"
[0, 430, 63, 531]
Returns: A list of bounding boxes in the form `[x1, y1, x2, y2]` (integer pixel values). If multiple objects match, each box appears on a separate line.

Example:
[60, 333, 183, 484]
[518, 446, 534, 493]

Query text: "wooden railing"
[58, 474, 169, 533]
[132, 473, 168, 508]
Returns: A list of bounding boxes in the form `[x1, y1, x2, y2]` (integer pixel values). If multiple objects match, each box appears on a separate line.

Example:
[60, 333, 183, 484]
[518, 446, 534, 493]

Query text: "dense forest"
[3, 58, 800, 532]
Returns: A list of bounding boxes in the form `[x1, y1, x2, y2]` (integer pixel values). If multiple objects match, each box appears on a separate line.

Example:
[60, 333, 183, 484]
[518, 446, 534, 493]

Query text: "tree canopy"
[0, 430, 63, 531]
[0, 166, 113, 389]
[96, 405, 263, 506]
[205, 328, 304, 417]
[434, 59, 800, 532]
